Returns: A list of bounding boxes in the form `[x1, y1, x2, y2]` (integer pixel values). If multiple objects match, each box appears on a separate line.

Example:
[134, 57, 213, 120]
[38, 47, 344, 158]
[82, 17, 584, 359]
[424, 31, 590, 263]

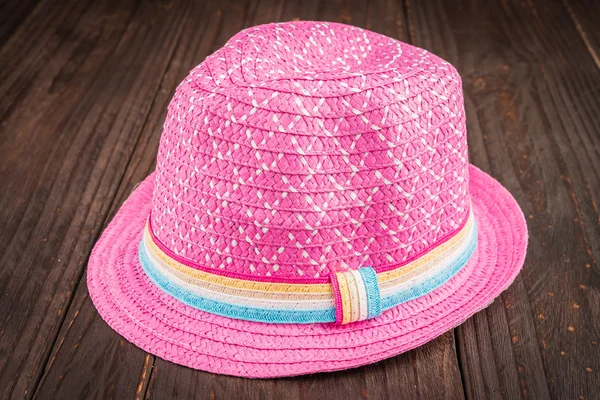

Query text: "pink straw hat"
[88, 21, 528, 378]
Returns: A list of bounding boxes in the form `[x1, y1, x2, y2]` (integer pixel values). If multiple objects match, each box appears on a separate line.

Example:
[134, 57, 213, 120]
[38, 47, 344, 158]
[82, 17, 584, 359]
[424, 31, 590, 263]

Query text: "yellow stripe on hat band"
[346, 271, 360, 323]
[337, 272, 353, 324]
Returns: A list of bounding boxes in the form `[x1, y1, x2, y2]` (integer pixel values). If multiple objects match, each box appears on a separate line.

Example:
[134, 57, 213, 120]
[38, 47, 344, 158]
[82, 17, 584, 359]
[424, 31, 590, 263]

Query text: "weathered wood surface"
[0, 0, 194, 398]
[0, 0, 597, 399]
[405, 1, 600, 399]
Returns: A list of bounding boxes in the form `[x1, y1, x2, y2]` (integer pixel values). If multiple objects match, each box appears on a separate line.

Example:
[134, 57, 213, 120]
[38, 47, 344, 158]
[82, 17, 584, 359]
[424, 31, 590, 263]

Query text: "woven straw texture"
[88, 21, 528, 377]
[150, 21, 469, 280]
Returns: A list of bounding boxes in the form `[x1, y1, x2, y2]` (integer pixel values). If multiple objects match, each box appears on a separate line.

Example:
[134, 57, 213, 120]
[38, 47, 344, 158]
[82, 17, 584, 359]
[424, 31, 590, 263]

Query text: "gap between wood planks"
[562, 0, 600, 69]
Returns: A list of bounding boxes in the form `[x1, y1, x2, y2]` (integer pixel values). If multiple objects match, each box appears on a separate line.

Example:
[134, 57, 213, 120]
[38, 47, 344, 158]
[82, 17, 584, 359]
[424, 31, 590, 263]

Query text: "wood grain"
[563, 0, 600, 69]
[0, 0, 192, 398]
[32, 1, 243, 399]
[406, 0, 600, 398]
[0, 0, 39, 48]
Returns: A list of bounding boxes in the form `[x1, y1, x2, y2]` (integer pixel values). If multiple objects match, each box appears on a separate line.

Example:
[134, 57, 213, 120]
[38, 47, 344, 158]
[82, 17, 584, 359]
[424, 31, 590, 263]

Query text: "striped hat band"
[139, 209, 477, 325]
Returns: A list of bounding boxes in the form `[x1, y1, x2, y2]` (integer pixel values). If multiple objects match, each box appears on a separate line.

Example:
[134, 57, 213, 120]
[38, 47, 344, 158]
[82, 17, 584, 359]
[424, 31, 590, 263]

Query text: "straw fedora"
[88, 21, 528, 378]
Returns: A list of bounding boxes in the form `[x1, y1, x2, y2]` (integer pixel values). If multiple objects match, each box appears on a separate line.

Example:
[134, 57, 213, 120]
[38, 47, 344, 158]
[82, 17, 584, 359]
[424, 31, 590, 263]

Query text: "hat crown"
[150, 21, 470, 281]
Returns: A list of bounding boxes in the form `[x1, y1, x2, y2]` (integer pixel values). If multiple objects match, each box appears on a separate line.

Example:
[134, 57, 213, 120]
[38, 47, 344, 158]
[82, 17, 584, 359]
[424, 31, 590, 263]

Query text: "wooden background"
[1, 0, 599, 398]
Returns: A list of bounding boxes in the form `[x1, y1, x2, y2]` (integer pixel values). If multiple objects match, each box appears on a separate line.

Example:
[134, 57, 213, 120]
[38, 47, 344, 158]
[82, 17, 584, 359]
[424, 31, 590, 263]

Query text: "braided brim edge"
[87, 165, 528, 378]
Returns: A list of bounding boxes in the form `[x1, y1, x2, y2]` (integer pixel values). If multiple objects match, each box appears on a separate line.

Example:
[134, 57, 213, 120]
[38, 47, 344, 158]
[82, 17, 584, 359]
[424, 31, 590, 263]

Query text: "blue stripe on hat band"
[359, 267, 381, 319]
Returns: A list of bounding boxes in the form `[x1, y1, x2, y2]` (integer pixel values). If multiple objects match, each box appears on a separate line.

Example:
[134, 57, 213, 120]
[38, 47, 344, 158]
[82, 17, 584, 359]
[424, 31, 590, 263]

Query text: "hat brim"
[88, 164, 528, 378]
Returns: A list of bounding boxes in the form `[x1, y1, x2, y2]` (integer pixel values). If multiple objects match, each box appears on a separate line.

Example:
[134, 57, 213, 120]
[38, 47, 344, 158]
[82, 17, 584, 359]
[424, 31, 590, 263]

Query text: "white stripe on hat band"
[350, 269, 369, 321]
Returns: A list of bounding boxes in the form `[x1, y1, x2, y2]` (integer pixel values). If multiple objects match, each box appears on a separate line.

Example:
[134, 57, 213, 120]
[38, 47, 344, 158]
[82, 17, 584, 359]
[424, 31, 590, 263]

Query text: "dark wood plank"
[0, 0, 40, 48]
[406, 0, 600, 398]
[315, 0, 368, 26]
[0, 0, 101, 125]
[364, 0, 410, 40]
[279, 0, 320, 21]
[0, 0, 192, 398]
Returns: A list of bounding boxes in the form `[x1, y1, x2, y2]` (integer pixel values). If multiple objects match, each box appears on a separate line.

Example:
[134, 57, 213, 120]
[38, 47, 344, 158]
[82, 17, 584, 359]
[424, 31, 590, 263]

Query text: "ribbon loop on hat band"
[139, 208, 477, 325]
[331, 267, 381, 324]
